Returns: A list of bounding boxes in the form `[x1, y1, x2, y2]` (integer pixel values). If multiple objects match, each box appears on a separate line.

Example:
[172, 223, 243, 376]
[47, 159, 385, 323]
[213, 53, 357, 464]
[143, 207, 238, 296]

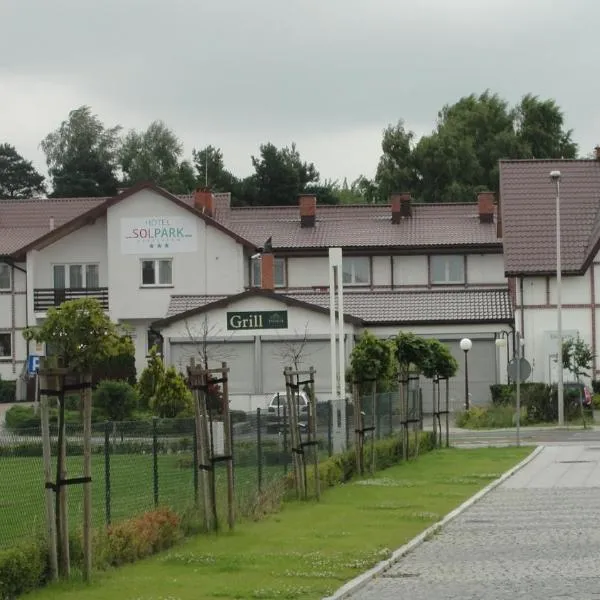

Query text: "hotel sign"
[227, 310, 288, 331]
[120, 216, 197, 254]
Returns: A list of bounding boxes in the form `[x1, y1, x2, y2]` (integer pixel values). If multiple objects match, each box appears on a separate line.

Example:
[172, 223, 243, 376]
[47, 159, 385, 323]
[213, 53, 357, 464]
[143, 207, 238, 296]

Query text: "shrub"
[138, 347, 164, 410]
[5, 405, 40, 431]
[592, 380, 600, 394]
[456, 405, 526, 429]
[0, 539, 48, 600]
[93, 380, 138, 421]
[0, 376, 16, 403]
[489, 383, 554, 423]
[151, 367, 193, 418]
[102, 508, 181, 567]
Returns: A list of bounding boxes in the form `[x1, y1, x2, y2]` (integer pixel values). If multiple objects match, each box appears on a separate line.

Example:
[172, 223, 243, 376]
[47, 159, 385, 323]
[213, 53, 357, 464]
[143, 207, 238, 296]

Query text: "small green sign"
[227, 310, 288, 331]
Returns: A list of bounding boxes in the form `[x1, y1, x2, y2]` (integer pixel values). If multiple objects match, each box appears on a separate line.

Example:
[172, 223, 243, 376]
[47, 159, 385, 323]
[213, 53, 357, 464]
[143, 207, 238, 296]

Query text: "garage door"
[420, 339, 496, 414]
[261, 339, 332, 396]
[169, 341, 255, 394]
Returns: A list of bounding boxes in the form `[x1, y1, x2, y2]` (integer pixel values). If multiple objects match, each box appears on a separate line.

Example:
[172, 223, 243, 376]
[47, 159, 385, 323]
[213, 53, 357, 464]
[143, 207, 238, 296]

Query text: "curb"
[322, 444, 545, 600]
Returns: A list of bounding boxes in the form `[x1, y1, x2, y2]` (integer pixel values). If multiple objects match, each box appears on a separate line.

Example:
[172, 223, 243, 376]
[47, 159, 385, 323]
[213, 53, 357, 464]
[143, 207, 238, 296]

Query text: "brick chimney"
[261, 252, 274, 291]
[477, 191, 495, 224]
[595, 145, 600, 160]
[194, 187, 214, 217]
[299, 194, 317, 228]
[390, 193, 412, 222]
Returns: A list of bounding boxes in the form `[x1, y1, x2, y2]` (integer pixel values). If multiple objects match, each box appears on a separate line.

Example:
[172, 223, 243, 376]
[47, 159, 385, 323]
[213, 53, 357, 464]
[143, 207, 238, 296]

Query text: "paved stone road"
[348, 445, 600, 599]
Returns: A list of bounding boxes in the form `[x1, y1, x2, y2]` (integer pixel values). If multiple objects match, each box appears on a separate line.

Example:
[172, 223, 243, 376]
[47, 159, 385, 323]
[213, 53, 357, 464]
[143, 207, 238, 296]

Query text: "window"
[0, 264, 10, 290]
[147, 329, 163, 355]
[52, 263, 100, 288]
[251, 257, 286, 288]
[0, 333, 11, 360]
[141, 259, 173, 286]
[431, 255, 465, 284]
[342, 257, 370, 285]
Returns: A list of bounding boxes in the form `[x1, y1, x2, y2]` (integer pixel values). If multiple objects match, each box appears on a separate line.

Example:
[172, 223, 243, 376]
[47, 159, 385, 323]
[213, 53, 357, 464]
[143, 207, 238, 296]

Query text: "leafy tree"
[349, 331, 394, 394]
[562, 336, 594, 380]
[40, 105, 121, 197]
[249, 142, 320, 206]
[151, 366, 193, 418]
[93, 380, 138, 421]
[138, 346, 165, 410]
[22, 298, 128, 372]
[0, 143, 46, 198]
[374, 121, 418, 202]
[373, 91, 577, 203]
[421, 339, 459, 381]
[119, 120, 195, 193]
[394, 332, 430, 377]
[192, 145, 239, 193]
[515, 94, 577, 159]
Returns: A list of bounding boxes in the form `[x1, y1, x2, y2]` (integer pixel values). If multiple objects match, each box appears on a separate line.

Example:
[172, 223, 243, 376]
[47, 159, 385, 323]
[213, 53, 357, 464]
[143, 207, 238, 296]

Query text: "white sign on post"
[120, 216, 198, 255]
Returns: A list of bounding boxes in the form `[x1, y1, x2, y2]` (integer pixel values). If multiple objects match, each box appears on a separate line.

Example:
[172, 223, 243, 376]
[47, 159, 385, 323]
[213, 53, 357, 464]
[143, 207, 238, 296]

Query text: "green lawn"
[23, 446, 531, 600]
[0, 451, 274, 549]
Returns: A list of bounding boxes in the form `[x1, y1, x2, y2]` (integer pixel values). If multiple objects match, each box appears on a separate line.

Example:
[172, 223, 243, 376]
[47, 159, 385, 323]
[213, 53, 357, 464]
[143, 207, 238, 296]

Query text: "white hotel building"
[1, 180, 522, 410]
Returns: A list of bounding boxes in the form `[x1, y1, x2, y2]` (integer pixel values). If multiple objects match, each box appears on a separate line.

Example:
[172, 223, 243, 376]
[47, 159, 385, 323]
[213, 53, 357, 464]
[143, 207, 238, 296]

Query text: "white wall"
[287, 256, 329, 288]
[393, 255, 427, 286]
[467, 254, 505, 284]
[33, 217, 108, 288]
[521, 277, 546, 305]
[548, 274, 590, 305]
[106, 189, 245, 320]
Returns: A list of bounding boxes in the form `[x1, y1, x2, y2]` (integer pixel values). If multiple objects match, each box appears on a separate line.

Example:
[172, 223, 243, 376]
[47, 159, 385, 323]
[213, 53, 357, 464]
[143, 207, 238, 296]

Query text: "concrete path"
[346, 445, 600, 599]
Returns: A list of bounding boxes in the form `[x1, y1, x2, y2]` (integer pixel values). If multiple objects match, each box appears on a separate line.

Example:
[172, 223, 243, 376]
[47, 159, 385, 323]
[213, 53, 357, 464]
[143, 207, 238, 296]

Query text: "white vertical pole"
[336, 262, 346, 403]
[328, 250, 338, 402]
[555, 178, 564, 426]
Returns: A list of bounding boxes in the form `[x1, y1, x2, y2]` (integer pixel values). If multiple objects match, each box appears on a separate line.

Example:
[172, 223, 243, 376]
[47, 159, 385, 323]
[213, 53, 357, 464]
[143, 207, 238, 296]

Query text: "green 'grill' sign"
[226, 310, 288, 331]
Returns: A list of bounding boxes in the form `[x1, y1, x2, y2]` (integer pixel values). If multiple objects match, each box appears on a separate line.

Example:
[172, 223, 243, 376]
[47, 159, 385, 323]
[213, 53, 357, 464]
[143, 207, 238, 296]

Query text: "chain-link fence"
[0, 390, 422, 550]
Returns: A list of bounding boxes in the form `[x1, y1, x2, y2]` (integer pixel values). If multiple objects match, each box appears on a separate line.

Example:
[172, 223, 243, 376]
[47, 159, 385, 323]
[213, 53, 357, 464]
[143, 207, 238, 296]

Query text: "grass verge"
[23, 446, 531, 600]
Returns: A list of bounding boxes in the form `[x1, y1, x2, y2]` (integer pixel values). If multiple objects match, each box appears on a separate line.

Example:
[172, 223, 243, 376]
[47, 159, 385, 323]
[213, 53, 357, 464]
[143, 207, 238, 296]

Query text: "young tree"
[349, 330, 394, 393]
[40, 106, 121, 197]
[23, 298, 129, 372]
[138, 346, 165, 410]
[562, 336, 594, 380]
[0, 143, 46, 198]
[151, 366, 193, 418]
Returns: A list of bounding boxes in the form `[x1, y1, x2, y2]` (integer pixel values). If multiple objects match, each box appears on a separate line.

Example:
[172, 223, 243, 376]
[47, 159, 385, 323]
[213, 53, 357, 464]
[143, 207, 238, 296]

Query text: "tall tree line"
[0, 91, 578, 204]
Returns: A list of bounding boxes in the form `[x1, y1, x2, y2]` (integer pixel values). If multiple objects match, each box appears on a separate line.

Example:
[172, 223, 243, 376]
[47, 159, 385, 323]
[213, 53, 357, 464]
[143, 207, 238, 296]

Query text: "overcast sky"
[1, 0, 598, 185]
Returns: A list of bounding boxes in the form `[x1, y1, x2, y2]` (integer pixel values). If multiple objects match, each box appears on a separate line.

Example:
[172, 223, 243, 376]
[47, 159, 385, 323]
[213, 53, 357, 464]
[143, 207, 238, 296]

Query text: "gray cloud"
[1, 0, 598, 183]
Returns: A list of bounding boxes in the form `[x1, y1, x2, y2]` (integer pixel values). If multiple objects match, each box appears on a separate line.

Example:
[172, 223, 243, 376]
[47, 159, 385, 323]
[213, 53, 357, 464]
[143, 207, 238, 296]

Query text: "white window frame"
[52, 263, 100, 289]
[430, 255, 465, 284]
[0, 332, 12, 361]
[0, 263, 11, 291]
[140, 258, 173, 288]
[251, 257, 286, 288]
[342, 257, 371, 286]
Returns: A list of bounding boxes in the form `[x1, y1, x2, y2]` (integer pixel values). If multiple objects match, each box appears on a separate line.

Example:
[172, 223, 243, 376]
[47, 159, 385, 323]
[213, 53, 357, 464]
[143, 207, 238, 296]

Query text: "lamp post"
[550, 170, 564, 426]
[459, 338, 472, 410]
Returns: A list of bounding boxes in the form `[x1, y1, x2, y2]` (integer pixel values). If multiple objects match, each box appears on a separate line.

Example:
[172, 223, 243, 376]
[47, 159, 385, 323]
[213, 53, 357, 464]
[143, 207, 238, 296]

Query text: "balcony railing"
[33, 288, 109, 311]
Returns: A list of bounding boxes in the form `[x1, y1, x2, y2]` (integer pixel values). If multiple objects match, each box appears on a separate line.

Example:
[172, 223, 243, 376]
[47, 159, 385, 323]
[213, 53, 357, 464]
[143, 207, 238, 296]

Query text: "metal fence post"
[327, 400, 333, 457]
[104, 420, 111, 525]
[152, 417, 159, 507]
[376, 395, 382, 440]
[345, 396, 350, 448]
[283, 402, 288, 475]
[388, 393, 393, 436]
[257, 407, 263, 493]
[192, 421, 198, 505]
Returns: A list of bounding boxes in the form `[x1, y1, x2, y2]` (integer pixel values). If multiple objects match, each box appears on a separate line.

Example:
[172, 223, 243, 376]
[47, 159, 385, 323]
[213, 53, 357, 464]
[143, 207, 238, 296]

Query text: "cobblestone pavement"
[347, 445, 600, 599]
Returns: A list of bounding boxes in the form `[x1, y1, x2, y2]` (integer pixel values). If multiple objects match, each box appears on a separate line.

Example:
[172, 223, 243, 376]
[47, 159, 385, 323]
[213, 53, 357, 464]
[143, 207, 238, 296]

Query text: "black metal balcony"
[33, 288, 109, 311]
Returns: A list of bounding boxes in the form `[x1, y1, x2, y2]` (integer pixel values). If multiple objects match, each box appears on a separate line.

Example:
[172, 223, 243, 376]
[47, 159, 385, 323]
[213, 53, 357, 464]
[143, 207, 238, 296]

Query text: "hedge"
[0, 378, 16, 403]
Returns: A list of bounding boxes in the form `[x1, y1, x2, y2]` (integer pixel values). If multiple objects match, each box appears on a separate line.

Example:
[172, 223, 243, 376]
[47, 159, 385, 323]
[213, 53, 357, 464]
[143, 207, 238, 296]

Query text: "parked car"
[265, 391, 309, 433]
[564, 382, 592, 408]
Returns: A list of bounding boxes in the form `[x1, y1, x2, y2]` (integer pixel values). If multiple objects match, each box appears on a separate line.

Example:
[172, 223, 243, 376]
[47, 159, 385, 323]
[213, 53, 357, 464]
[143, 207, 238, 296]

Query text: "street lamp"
[550, 170, 564, 426]
[459, 338, 472, 410]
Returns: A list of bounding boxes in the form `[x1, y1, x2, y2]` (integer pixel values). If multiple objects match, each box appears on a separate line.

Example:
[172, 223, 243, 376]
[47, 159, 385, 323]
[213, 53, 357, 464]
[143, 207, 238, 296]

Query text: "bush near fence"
[0, 376, 16, 403]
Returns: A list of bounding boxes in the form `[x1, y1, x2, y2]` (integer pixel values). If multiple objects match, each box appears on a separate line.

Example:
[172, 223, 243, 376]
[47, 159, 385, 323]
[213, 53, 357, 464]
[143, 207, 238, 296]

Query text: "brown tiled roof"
[0, 197, 106, 255]
[499, 159, 600, 275]
[1, 186, 500, 257]
[163, 288, 513, 325]
[220, 203, 500, 250]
